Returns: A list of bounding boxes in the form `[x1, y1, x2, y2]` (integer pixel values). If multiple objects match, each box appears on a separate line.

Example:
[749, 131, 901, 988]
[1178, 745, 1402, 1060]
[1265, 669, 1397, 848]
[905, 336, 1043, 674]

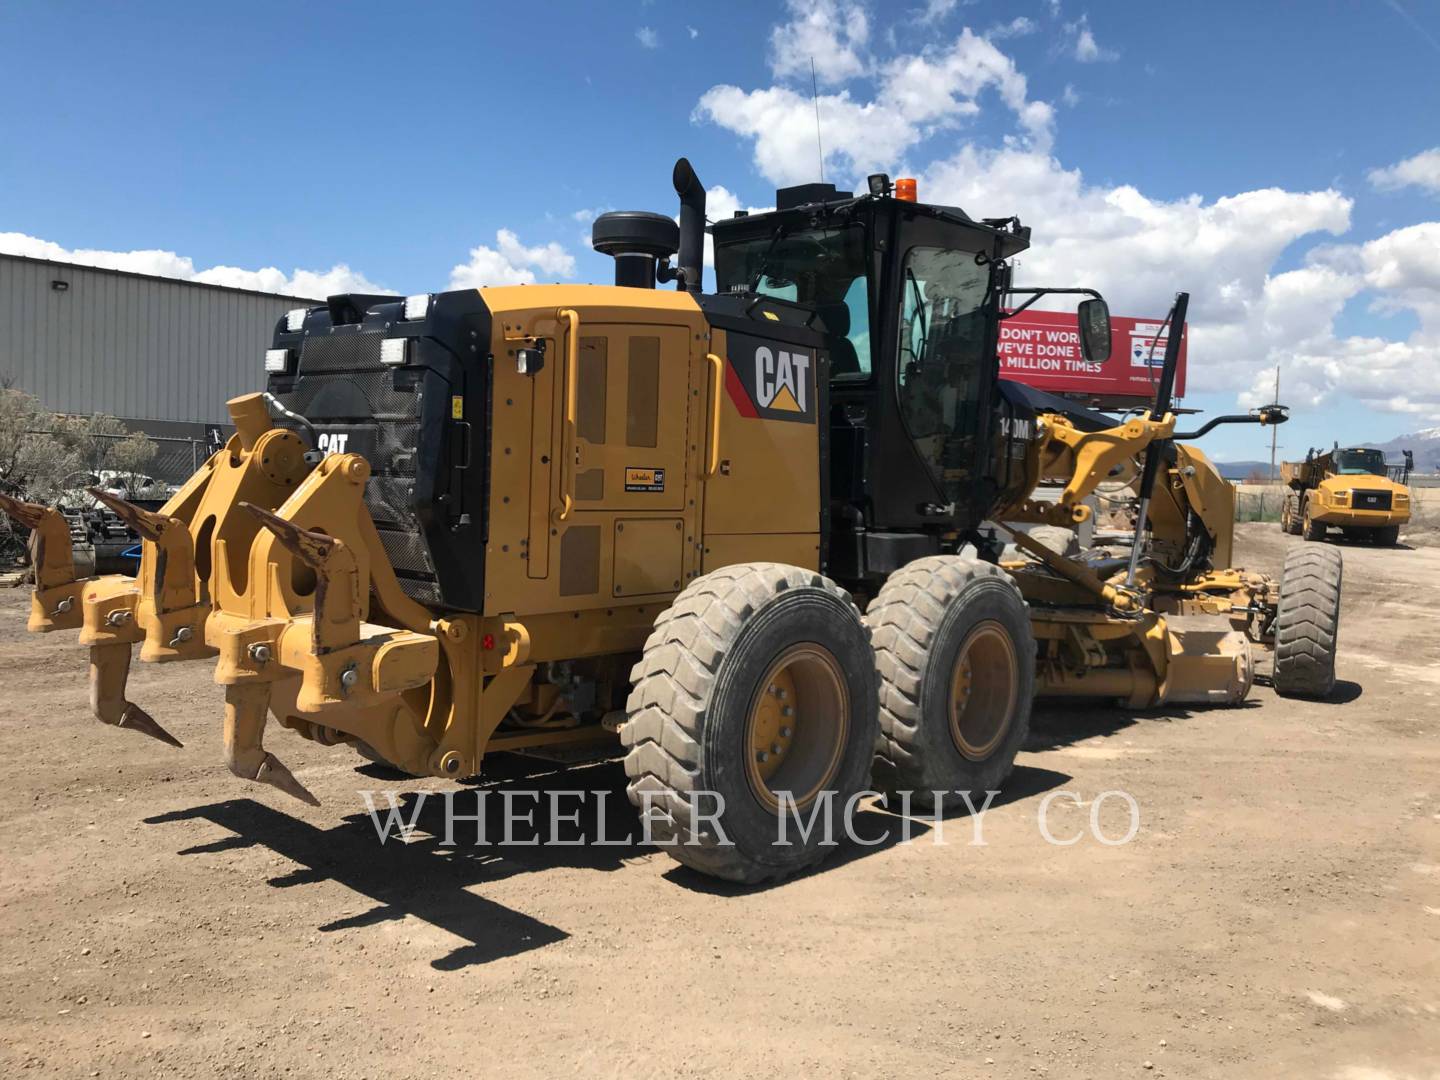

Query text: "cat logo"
[317, 432, 350, 454]
[754, 345, 809, 413]
[725, 331, 817, 425]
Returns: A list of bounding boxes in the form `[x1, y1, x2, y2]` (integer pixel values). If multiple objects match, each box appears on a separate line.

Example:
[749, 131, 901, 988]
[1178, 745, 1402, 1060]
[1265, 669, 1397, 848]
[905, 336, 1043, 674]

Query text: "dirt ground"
[2, 522, 1438, 1079]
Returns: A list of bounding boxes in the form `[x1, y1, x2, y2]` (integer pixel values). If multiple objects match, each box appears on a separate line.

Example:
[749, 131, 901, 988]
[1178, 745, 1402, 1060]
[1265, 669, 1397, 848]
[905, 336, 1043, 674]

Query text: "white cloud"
[0, 231, 386, 298]
[687, 25, 699, 39]
[987, 16, 1037, 40]
[770, 0, 870, 85]
[1368, 147, 1440, 195]
[636, 26, 659, 49]
[694, 10, 1440, 423]
[916, 0, 960, 24]
[698, 29, 1052, 187]
[448, 229, 576, 288]
[1061, 83, 1080, 107]
[1067, 15, 1118, 62]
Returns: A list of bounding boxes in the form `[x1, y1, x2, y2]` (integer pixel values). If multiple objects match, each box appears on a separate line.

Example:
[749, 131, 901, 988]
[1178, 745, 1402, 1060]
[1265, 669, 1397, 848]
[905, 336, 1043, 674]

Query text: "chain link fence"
[25, 429, 214, 492]
[1234, 484, 1286, 523]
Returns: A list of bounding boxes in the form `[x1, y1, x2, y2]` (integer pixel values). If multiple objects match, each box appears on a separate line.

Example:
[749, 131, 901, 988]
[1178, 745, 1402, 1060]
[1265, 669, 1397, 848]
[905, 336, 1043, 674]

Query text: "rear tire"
[868, 556, 1035, 810]
[1301, 501, 1325, 542]
[1272, 544, 1343, 698]
[621, 563, 878, 884]
[1290, 498, 1313, 535]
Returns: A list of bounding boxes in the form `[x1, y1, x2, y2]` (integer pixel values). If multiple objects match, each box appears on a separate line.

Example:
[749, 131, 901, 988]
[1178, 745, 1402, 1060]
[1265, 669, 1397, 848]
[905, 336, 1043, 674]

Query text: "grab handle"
[557, 308, 580, 520]
[704, 353, 724, 479]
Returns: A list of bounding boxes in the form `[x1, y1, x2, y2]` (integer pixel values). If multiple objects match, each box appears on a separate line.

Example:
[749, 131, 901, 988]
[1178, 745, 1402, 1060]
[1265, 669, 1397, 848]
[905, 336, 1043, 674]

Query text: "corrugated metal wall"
[0, 254, 320, 425]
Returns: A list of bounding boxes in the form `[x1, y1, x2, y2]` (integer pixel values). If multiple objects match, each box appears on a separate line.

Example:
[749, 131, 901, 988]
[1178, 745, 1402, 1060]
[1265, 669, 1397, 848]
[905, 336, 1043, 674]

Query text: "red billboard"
[997, 309, 1187, 401]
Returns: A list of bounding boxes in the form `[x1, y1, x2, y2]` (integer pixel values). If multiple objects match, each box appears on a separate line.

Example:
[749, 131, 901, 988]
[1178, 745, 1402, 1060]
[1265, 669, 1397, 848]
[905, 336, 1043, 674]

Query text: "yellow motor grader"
[1, 160, 1341, 883]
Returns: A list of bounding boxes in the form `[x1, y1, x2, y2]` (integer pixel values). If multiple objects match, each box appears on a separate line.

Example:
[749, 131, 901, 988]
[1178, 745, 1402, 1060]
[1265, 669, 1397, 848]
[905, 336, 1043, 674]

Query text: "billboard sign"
[997, 309, 1187, 400]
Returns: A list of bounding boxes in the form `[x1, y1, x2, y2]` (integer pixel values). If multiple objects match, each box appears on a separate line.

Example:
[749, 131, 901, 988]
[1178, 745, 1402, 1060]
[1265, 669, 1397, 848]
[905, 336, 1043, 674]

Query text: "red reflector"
[481, 633, 496, 651]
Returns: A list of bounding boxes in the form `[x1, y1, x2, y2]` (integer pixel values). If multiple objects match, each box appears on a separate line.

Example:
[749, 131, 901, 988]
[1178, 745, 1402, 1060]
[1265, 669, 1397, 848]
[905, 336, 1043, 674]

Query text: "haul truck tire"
[1281, 497, 1303, 536]
[622, 563, 878, 884]
[1301, 500, 1326, 542]
[1373, 525, 1401, 547]
[1272, 544, 1343, 699]
[868, 556, 1035, 811]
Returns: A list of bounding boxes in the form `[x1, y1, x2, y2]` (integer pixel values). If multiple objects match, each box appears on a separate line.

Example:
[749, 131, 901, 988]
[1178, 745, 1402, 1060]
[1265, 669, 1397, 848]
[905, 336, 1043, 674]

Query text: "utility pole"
[1269, 365, 1280, 483]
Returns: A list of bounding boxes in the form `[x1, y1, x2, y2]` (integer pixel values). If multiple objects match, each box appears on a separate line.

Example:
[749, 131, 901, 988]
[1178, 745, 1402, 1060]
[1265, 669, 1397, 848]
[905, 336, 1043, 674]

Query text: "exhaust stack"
[672, 157, 705, 293]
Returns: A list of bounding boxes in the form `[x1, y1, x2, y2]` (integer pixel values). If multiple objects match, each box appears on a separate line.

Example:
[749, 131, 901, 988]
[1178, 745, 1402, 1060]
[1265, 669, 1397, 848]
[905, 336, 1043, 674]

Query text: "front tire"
[1272, 544, 1343, 698]
[1301, 500, 1326, 542]
[622, 563, 878, 884]
[1373, 525, 1400, 546]
[868, 557, 1035, 810]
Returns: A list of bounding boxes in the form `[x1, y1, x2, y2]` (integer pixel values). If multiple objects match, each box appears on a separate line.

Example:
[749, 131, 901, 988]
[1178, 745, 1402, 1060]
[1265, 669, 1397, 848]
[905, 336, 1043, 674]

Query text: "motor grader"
[0, 160, 1342, 884]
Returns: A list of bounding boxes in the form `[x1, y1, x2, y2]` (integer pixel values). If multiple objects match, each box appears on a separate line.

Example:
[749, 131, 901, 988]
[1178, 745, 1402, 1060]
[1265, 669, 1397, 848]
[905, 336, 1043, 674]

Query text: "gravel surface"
[2, 523, 1438, 1078]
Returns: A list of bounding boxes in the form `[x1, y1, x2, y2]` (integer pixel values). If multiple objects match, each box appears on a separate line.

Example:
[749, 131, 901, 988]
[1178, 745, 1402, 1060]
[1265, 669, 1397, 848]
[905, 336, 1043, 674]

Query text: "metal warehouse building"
[1, 252, 319, 448]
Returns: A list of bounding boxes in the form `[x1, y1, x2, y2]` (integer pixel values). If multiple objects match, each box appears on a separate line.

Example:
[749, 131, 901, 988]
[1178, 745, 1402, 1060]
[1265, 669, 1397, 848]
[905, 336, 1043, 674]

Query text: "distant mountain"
[1361, 426, 1440, 471]
[1213, 460, 1276, 481]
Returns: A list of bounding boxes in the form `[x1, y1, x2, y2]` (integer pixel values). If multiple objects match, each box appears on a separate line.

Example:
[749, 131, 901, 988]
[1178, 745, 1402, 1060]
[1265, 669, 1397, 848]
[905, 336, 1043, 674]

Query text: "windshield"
[714, 224, 871, 378]
[1335, 448, 1386, 476]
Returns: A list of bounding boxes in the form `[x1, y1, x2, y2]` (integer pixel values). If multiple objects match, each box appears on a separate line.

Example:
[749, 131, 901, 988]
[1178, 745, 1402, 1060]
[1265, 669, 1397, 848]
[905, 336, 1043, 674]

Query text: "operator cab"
[711, 174, 1110, 580]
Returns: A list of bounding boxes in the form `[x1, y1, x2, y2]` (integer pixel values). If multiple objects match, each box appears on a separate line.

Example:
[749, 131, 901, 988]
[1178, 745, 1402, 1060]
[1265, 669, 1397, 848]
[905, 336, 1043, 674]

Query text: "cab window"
[895, 246, 992, 500]
[1334, 449, 1386, 476]
[713, 225, 871, 378]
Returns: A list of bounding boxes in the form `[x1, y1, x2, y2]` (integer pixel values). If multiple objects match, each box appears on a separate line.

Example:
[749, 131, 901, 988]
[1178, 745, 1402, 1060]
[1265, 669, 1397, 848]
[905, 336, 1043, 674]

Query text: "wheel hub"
[948, 621, 1018, 761]
[744, 644, 848, 813]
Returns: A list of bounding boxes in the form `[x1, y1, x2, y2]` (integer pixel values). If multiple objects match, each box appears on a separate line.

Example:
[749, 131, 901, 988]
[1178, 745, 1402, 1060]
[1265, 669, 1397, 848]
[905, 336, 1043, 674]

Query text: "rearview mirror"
[1077, 297, 1111, 364]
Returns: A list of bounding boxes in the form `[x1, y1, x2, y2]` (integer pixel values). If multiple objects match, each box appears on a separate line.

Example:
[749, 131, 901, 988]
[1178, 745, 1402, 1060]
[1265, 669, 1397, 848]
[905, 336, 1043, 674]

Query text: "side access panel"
[699, 318, 825, 571]
[483, 303, 706, 621]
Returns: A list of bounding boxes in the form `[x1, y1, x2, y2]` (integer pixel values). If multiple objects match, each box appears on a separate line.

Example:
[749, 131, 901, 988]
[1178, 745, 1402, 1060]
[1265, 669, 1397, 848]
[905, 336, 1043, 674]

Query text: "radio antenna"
[810, 56, 825, 183]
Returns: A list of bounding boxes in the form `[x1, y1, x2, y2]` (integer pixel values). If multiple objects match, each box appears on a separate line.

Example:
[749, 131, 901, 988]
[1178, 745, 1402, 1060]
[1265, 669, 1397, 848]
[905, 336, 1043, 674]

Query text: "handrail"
[704, 353, 724, 479]
[556, 308, 580, 520]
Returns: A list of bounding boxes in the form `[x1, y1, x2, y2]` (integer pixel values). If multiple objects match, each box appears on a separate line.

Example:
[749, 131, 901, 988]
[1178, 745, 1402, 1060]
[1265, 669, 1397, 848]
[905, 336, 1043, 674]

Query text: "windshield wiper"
[906, 266, 929, 362]
[747, 225, 791, 295]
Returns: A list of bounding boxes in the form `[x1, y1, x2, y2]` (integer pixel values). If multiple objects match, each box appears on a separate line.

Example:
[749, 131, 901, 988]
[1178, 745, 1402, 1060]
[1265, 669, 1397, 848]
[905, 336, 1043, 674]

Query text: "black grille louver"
[274, 330, 443, 605]
[1352, 489, 1392, 511]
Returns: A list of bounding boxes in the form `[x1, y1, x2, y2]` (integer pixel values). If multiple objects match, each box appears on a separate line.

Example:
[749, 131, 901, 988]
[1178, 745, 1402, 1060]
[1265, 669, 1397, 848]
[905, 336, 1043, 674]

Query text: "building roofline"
[0, 251, 327, 305]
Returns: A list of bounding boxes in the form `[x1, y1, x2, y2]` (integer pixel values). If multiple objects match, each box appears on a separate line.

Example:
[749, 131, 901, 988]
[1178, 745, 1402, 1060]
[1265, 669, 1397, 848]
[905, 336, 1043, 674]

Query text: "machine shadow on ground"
[145, 758, 1071, 967]
[1026, 698, 1273, 752]
[661, 764, 1072, 894]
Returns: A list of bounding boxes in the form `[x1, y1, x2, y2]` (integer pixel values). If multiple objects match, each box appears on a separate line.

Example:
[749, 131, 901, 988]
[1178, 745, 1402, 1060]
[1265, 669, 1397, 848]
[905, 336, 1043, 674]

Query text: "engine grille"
[275, 331, 442, 605]
[1352, 489, 1392, 511]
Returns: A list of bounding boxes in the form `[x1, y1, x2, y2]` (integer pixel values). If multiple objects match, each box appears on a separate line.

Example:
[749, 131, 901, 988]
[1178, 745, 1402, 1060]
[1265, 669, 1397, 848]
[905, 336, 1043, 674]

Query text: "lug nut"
[248, 643, 272, 664]
[756, 750, 770, 763]
[781, 706, 793, 717]
[770, 742, 781, 754]
[779, 726, 792, 738]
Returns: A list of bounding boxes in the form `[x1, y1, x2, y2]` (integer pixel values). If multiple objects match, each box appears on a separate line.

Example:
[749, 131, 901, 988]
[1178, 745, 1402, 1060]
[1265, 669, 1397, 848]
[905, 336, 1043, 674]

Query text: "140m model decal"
[724, 330, 816, 424]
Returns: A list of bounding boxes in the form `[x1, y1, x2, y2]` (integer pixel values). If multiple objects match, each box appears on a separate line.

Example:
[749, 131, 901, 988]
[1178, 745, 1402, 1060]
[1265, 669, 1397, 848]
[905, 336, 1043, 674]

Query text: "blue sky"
[3, 0, 1440, 462]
